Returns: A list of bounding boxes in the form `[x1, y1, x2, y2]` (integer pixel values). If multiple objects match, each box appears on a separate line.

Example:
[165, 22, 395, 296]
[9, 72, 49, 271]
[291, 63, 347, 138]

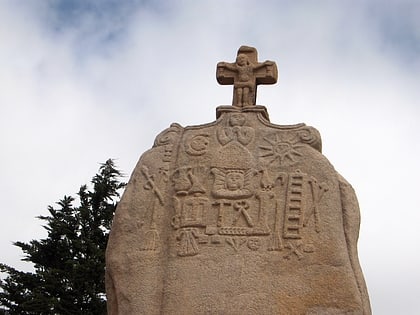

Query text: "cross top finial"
[216, 46, 278, 107]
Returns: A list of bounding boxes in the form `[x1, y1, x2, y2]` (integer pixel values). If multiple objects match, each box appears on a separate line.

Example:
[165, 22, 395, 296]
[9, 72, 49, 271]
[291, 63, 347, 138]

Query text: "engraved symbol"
[140, 166, 165, 252]
[217, 114, 254, 146]
[219, 227, 249, 235]
[197, 235, 209, 244]
[303, 243, 315, 253]
[284, 241, 315, 260]
[268, 200, 284, 251]
[210, 235, 223, 244]
[233, 200, 254, 227]
[158, 165, 170, 182]
[304, 177, 329, 233]
[153, 123, 182, 147]
[140, 229, 160, 251]
[247, 237, 261, 251]
[177, 228, 200, 257]
[213, 200, 231, 227]
[185, 134, 209, 156]
[181, 196, 208, 227]
[260, 168, 286, 190]
[283, 170, 305, 239]
[226, 237, 246, 252]
[171, 196, 182, 229]
[255, 190, 273, 234]
[259, 133, 304, 167]
[141, 166, 164, 205]
[172, 168, 191, 195]
[172, 195, 209, 229]
[162, 144, 173, 162]
[268, 234, 283, 251]
[172, 168, 206, 196]
[297, 127, 321, 152]
[284, 241, 304, 260]
[188, 170, 206, 195]
[211, 168, 256, 199]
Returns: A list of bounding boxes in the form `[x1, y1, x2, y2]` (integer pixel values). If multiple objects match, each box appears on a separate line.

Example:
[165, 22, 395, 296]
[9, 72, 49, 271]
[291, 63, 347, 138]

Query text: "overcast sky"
[1, 0, 419, 313]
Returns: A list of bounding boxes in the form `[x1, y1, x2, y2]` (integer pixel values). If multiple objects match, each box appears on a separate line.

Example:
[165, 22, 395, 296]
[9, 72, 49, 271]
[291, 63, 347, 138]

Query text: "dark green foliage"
[0, 159, 125, 314]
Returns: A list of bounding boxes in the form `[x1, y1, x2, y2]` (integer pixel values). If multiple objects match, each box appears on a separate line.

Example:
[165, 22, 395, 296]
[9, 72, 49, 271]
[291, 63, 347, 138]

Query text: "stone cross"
[217, 46, 278, 107]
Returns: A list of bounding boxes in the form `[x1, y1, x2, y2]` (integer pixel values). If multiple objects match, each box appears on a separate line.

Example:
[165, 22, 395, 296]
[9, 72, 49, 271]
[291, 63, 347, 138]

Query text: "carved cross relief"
[216, 46, 278, 107]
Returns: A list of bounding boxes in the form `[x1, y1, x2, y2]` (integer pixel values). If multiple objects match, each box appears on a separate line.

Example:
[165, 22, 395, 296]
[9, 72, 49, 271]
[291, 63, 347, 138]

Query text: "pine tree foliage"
[0, 159, 125, 314]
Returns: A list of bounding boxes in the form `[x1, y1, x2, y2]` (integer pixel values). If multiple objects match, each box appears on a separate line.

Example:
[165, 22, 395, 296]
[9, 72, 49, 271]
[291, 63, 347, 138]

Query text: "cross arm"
[216, 62, 237, 85]
[254, 60, 278, 85]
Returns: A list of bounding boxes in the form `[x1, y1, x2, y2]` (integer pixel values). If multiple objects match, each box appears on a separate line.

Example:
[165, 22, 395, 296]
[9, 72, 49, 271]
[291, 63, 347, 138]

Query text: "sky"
[1, 0, 419, 313]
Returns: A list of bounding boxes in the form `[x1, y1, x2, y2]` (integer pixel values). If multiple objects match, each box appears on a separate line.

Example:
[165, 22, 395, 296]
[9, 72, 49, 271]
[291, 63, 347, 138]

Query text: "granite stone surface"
[106, 47, 371, 315]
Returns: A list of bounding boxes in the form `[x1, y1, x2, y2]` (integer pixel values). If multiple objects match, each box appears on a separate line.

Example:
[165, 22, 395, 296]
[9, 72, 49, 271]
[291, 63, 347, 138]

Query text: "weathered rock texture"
[106, 46, 371, 315]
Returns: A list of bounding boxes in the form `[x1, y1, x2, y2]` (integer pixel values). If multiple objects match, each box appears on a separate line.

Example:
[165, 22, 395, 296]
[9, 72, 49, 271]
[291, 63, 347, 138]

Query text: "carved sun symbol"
[259, 133, 304, 166]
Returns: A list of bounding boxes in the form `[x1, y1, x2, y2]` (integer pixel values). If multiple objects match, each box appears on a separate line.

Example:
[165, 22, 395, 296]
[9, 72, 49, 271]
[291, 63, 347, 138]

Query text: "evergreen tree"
[0, 159, 125, 314]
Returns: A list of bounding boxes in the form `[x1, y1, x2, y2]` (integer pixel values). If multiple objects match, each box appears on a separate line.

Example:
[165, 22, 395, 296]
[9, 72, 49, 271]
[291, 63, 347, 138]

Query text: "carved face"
[236, 54, 248, 66]
[229, 114, 246, 127]
[247, 237, 261, 251]
[225, 172, 244, 191]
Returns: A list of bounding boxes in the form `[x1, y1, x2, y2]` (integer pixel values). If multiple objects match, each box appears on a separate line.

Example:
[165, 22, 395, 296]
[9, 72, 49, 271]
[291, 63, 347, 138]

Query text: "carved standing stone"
[106, 47, 371, 315]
